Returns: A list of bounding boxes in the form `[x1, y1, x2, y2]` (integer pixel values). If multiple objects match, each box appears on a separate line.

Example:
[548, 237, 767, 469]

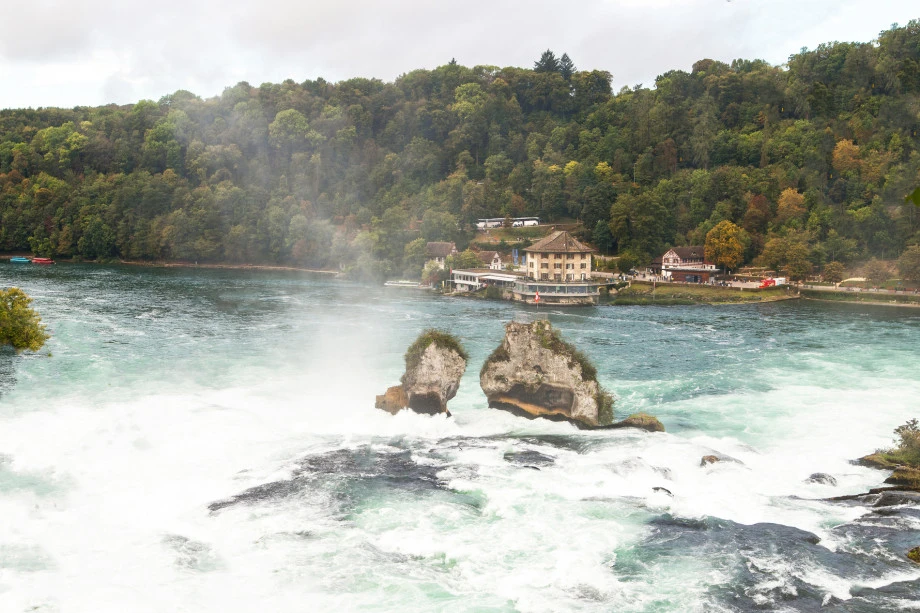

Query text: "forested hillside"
[2, 23, 920, 279]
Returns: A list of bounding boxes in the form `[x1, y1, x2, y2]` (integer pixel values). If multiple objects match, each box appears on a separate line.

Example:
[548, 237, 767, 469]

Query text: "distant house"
[659, 245, 717, 283]
[662, 246, 706, 267]
[476, 250, 503, 270]
[524, 231, 594, 282]
[426, 242, 457, 270]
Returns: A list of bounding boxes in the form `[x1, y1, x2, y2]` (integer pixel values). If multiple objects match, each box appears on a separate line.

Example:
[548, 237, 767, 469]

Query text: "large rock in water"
[375, 329, 468, 416]
[479, 320, 614, 428]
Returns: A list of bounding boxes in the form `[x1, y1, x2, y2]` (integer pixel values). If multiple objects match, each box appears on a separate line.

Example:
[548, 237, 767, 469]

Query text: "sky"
[1, 0, 918, 110]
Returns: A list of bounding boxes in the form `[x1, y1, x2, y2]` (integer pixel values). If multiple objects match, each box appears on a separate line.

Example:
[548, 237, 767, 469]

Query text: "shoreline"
[3, 255, 341, 276]
[117, 260, 342, 275]
[801, 296, 920, 309]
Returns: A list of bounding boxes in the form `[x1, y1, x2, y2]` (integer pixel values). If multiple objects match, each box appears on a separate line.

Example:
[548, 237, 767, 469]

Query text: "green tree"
[783, 242, 812, 281]
[403, 237, 428, 278]
[534, 50, 560, 73]
[559, 53, 575, 80]
[705, 220, 746, 272]
[447, 249, 484, 270]
[897, 245, 920, 282]
[592, 220, 615, 255]
[0, 288, 49, 351]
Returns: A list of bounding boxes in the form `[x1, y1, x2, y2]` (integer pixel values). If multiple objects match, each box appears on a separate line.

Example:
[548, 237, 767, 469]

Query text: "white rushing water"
[1, 265, 919, 612]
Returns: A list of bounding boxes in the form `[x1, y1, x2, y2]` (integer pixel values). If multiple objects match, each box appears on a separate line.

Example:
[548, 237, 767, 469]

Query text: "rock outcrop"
[884, 466, 920, 490]
[602, 412, 665, 432]
[805, 472, 838, 486]
[375, 329, 467, 416]
[479, 320, 614, 428]
[909, 546, 920, 564]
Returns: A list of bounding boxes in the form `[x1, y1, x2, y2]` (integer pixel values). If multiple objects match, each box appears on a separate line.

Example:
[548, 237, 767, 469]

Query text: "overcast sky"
[1, 0, 917, 110]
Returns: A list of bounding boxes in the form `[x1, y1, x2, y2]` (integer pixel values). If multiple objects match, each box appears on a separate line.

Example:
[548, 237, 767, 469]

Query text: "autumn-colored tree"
[832, 139, 861, 175]
[898, 245, 920, 282]
[864, 258, 890, 287]
[0, 288, 49, 352]
[823, 261, 846, 284]
[775, 188, 806, 225]
[705, 221, 746, 272]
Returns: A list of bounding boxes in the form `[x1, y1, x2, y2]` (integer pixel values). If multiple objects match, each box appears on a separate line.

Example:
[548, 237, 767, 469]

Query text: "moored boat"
[10, 256, 31, 263]
[32, 257, 55, 265]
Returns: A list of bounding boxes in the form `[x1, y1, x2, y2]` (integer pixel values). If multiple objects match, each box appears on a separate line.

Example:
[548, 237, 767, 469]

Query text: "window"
[581, 253, 586, 259]
[554, 263, 562, 269]
[580, 263, 586, 269]
[555, 253, 561, 259]
[541, 262, 548, 269]
[566, 263, 573, 269]
[541, 273, 548, 280]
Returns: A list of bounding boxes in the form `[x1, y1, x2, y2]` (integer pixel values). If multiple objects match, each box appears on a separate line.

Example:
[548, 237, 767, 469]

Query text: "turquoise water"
[1, 264, 919, 612]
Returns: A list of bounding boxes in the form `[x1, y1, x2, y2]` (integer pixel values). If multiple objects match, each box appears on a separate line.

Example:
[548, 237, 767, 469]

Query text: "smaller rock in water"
[375, 385, 408, 414]
[604, 412, 665, 432]
[652, 486, 673, 496]
[908, 546, 920, 564]
[375, 329, 467, 416]
[700, 453, 743, 467]
[805, 473, 838, 486]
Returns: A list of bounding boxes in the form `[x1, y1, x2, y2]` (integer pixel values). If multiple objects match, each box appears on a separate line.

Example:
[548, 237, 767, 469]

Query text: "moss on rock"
[884, 466, 920, 490]
[404, 329, 468, 373]
[908, 547, 920, 564]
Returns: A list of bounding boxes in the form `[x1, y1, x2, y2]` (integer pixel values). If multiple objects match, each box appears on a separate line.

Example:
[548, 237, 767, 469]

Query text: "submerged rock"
[700, 453, 743, 467]
[375, 329, 468, 415]
[909, 546, 920, 564]
[479, 320, 614, 428]
[805, 472, 838, 486]
[874, 490, 920, 507]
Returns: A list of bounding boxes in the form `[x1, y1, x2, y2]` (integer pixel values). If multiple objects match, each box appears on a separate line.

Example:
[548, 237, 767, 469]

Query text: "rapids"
[1, 264, 918, 612]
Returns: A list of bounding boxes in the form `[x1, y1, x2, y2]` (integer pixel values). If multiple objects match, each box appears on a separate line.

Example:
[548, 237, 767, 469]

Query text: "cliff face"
[479, 320, 613, 427]
[376, 330, 467, 415]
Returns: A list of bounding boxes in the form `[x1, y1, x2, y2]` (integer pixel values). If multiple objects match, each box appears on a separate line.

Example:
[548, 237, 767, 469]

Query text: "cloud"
[0, 0, 917, 109]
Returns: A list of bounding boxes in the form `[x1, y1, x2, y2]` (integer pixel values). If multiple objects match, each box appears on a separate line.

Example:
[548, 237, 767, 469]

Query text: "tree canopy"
[2, 24, 920, 279]
[0, 287, 49, 351]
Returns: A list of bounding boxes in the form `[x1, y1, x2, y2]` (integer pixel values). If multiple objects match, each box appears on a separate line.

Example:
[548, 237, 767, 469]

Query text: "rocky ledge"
[376, 329, 468, 415]
[479, 320, 615, 428]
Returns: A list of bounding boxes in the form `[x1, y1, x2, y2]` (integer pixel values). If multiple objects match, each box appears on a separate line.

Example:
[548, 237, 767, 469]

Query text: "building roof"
[666, 246, 706, 260]
[477, 250, 500, 264]
[426, 242, 456, 258]
[524, 231, 595, 254]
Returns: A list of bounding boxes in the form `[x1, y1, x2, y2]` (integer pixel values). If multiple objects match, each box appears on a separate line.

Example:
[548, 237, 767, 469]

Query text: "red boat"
[32, 257, 55, 265]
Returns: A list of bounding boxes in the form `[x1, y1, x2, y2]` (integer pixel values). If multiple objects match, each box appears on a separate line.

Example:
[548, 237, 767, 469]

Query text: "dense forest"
[2, 23, 920, 279]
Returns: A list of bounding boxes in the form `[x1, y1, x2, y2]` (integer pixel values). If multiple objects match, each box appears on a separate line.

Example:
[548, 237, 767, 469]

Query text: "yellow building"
[524, 231, 594, 282]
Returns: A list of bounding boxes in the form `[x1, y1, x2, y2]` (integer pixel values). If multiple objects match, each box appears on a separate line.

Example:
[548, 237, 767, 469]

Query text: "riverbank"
[2, 255, 341, 276]
[800, 288, 920, 308]
[609, 281, 797, 305]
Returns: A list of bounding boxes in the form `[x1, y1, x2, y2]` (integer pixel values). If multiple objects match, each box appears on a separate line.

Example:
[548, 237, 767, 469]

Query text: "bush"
[484, 286, 503, 300]
[0, 287, 50, 351]
[891, 418, 920, 466]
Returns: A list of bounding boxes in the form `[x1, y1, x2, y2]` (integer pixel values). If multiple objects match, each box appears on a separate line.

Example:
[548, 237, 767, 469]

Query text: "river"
[1, 264, 919, 612]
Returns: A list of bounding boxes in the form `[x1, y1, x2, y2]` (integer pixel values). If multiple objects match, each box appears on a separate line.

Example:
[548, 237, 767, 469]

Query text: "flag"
[534, 290, 540, 303]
